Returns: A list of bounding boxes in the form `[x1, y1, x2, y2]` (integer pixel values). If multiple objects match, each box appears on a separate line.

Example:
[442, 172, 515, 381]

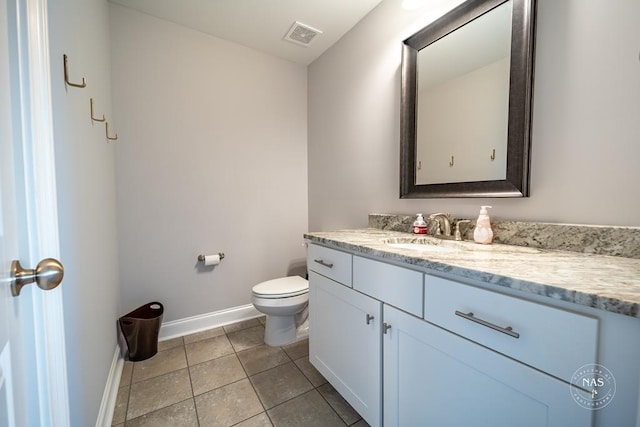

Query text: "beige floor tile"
[125, 398, 198, 427]
[293, 357, 327, 387]
[185, 334, 234, 366]
[250, 362, 313, 409]
[190, 353, 246, 396]
[282, 339, 309, 360]
[267, 389, 345, 427]
[111, 385, 129, 425]
[131, 346, 187, 383]
[317, 382, 362, 425]
[127, 368, 193, 420]
[227, 325, 266, 352]
[120, 361, 134, 388]
[183, 327, 225, 344]
[195, 378, 264, 427]
[235, 412, 273, 427]
[237, 344, 290, 376]
[113, 317, 366, 426]
[223, 318, 261, 334]
[157, 336, 184, 352]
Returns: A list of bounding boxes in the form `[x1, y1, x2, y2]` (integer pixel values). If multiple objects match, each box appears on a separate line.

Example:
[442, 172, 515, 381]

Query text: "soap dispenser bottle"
[412, 213, 428, 234]
[473, 206, 493, 244]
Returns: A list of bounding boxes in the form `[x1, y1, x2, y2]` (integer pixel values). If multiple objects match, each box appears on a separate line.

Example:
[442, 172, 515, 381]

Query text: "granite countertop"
[304, 228, 640, 318]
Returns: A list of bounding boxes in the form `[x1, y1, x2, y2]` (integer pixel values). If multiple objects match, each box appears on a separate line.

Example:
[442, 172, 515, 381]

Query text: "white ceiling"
[108, 0, 385, 65]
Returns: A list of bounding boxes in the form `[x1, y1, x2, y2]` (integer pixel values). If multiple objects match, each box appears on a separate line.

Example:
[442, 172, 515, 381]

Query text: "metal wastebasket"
[118, 302, 164, 362]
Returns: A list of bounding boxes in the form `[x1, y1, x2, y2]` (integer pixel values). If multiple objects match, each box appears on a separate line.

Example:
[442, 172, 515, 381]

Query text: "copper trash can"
[118, 302, 164, 362]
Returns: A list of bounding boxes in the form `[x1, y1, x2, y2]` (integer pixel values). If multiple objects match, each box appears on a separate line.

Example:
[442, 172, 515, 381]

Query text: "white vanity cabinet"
[308, 248, 383, 427]
[307, 243, 607, 427]
[423, 275, 599, 384]
[383, 279, 598, 427]
[383, 304, 593, 426]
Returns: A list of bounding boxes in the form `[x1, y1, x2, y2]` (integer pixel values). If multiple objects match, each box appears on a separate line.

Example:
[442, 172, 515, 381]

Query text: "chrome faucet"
[429, 213, 452, 237]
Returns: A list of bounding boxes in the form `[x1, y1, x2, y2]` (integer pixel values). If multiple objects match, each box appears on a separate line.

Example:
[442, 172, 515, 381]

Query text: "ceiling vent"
[284, 21, 323, 47]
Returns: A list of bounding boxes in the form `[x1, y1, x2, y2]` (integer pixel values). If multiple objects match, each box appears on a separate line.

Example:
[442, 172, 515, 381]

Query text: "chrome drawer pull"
[313, 259, 334, 269]
[455, 311, 520, 339]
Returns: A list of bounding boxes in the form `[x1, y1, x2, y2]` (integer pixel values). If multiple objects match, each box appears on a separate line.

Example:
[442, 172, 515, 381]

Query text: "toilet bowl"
[251, 276, 309, 346]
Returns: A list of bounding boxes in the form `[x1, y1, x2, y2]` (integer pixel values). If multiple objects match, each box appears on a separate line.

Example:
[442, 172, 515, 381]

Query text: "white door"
[1, 0, 69, 425]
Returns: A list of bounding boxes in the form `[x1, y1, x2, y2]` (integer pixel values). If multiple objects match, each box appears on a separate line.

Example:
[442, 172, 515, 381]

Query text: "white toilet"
[251, 275, 309, 346]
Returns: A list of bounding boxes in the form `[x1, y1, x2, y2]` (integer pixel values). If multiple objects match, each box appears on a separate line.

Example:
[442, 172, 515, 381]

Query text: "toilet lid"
[252, 276, 309, 298]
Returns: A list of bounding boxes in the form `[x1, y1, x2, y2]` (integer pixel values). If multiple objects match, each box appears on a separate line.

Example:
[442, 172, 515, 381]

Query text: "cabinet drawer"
[424, 275, 598, 384]
[307, 244, 352, 286]
[353, 256, 423, 317]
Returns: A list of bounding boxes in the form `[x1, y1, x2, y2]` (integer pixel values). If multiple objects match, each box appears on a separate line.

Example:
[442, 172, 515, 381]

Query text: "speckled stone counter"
[304, 228, 640, 318]
[369, 213, 640, 259]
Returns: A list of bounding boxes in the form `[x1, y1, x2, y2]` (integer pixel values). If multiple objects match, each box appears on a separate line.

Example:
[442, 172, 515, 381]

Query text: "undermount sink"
[382, 237, 464, 253]
[381, 236, 543, 255]
[385, 241, 460, 253]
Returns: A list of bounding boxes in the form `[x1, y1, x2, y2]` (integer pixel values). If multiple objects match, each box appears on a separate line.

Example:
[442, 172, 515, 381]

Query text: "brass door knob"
[10, 258, 64, 297]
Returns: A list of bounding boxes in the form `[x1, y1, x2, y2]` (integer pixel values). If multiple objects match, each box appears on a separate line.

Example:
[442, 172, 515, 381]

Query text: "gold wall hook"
[105, 122, 118, 141]
[63, 54, 86, 88]
[449, 156, 454, 167]
[90, 98, 105, 122]
[490, 148, 496, 161]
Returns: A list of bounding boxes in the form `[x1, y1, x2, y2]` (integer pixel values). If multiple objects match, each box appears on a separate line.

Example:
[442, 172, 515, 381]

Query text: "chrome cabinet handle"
[9, 258, 64, 297]
[366, 314, 374, 325]
[455, 311, 520, 339]
[313, 259, 334, 269]
[383, 323, 391, 334]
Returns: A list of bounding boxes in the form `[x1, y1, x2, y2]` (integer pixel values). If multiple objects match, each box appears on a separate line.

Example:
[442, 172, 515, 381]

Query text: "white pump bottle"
[473, 206, 493, 244]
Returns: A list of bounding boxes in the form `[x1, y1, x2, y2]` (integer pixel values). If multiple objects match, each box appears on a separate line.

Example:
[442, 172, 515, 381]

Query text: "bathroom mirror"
[400, 0, 536, 198]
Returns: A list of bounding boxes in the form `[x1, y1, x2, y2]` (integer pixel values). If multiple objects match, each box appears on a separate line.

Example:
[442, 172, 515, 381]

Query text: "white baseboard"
[159, 304, 262, 341]
[95, 304, 261, 426]
[95, 346, 124, 427]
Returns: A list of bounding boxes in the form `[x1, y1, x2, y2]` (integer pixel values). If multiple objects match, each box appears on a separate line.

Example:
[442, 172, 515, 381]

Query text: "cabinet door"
[309, 271, 382, 427]
[383, 305, 593, 427]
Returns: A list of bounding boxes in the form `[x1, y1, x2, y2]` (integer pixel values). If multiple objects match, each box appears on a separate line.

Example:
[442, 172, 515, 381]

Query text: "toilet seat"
[252, 276, 308, 299]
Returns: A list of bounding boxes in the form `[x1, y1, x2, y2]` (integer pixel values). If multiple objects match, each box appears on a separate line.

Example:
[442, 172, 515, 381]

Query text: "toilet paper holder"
[197, 253, 225, 263]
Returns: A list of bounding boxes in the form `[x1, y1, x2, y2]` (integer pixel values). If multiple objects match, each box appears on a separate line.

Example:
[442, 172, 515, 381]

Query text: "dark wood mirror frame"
[400, 0, 536, 198]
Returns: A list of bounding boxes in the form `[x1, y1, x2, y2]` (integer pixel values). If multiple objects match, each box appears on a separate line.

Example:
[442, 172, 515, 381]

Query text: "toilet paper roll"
[203, 254, 220, 266]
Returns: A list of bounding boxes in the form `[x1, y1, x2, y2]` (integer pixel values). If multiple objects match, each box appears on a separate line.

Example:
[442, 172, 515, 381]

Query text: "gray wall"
[110, 5, 309, 322]
[48, 0, 120, 425]
[308, 0, 640, 231]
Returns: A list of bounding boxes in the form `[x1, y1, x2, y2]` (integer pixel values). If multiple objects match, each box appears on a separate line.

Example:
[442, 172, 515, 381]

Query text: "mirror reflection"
[400, 0, 536, 198]
[416, 1, 512, 185]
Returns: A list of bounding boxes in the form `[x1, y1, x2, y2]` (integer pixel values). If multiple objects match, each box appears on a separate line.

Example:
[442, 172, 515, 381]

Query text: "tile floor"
[112, 317, 369, 426]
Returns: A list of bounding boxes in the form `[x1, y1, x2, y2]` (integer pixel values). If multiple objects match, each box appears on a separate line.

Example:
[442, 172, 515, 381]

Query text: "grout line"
[315, 386, 350, 427]
[121, 382, 131, 426]
[182, 344, 200, 427]
[122, 363, 134, 423]
[119, 362, 133, 426]
[227, 328, 273, 426]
